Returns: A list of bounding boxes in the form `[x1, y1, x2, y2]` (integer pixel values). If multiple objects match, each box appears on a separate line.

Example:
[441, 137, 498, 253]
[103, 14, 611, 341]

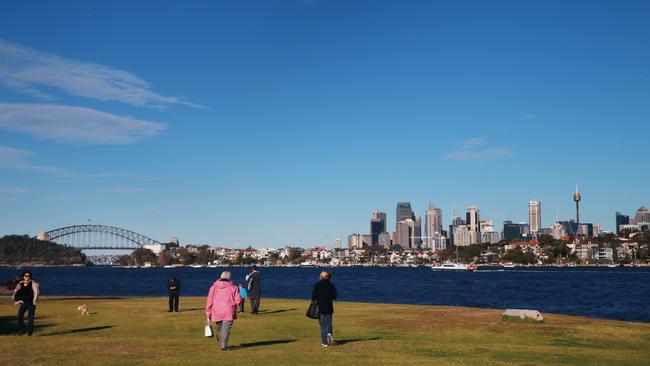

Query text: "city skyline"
[1, 1, 649, 247]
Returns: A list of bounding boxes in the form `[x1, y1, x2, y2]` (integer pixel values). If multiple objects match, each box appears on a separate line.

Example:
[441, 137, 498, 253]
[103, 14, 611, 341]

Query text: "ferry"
[432, 261, 477, 272]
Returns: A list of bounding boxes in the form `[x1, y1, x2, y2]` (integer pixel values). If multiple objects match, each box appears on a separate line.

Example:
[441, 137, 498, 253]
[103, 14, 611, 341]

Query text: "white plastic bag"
[204, 323, 213, 337]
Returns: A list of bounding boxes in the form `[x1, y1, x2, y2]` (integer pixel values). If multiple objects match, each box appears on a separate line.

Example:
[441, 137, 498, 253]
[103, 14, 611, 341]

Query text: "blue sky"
[1, 1, 648, 247]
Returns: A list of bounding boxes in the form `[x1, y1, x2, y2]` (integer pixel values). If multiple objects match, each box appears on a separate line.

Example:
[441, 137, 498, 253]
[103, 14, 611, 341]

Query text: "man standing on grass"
[246, 265, 262, 314]
[167, 274, 181, 312]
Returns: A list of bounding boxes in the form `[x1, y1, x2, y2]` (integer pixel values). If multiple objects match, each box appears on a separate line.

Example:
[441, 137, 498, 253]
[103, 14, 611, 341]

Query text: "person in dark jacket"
[246, 265, 262, 314]
[12, 271, 39, 336]
[311, 271, 337, 347]
[167, 274, 181, 312]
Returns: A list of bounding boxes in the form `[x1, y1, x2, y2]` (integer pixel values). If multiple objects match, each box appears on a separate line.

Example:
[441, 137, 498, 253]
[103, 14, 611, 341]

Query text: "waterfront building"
[425, 203, 443, 249]
[592, 247, 613, 261]
[615, 212, 630, 235]
[528, 200, 541, 233]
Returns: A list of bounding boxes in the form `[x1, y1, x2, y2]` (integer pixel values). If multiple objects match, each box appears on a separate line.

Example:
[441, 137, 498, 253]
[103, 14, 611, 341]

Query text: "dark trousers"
[168, 292, 179, 312]
[249, 295, 261, 313]
[239, 299, 245, 312]
[17, 302, 36, 335]
[319, 313, 333, 345]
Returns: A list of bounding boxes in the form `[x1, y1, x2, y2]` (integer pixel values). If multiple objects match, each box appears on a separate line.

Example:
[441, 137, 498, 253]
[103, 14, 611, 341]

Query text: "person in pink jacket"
[205, 271, 242, 350]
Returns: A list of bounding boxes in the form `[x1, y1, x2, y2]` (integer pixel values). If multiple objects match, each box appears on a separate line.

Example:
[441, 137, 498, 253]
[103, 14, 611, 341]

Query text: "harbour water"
[2, 266, 649, 322]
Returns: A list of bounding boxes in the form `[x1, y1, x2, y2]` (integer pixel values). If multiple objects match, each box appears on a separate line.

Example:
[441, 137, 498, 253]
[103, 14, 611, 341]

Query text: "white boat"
[432, 261, 476, 271]
[502, 262, 516, 268]
[191, 264, 204, 268]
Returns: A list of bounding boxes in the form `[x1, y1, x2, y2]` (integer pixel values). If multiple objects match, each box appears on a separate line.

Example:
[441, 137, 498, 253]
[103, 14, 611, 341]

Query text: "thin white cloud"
[0, 145, 60, 172]
[0, 186, 29, 193]
[522, 113, 539, 120]
[50, 194, 80, 201]
[444, 137, 513, 162]
[463, 137, 485, 147]
[0, 103, 165, 144]
[444, 147, 513, 161]
[0, 39, 204, 109]
[95, 186, 142, 194]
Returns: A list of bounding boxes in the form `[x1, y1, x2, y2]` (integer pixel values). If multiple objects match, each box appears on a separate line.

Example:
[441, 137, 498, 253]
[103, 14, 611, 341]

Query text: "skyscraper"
[370, 211, 387, 246]
[396, 219, 413, 250]
[528, 200, 541, 233]
[396, 201, 414, 225]
[414, 213, 422, 248]
[466, 206, 480, 244]
[615, 212, 629, 235]
[425, 203, 443, 249]
[635, 207, 650, 224]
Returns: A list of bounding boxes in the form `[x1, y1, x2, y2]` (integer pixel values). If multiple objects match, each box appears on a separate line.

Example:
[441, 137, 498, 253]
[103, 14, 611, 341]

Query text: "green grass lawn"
[1, 296, 649, 366]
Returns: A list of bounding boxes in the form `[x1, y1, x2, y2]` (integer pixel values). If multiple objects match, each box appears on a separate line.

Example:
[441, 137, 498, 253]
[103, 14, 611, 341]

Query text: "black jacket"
[247, 271, 262, 296]
[167, 277, 181, 293]
[311, 279, 337, 315]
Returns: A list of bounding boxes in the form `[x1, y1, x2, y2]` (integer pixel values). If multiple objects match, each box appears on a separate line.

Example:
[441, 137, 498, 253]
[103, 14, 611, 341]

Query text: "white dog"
[77, 304, 89, 316]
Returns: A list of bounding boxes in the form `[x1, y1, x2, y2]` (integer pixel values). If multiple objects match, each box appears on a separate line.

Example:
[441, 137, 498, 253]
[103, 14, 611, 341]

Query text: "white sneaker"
[327, 333, 334, 345]
[321, 344, 328, 347]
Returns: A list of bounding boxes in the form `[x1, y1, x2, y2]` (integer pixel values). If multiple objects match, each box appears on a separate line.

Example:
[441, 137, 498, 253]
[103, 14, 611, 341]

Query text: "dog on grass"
[77, 304, 89, 316]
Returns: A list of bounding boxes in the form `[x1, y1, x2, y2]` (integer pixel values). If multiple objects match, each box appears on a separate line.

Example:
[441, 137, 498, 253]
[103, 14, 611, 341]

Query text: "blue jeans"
[17, 302, 36, 335]
[319, 313, 333, 345]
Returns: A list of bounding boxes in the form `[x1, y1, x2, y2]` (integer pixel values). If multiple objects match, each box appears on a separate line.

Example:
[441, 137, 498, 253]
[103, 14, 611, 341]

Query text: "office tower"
[503, 220, 520, 240]
[370, 211, 387, 246]
[635, 207, 650, 224]
[573, 185, 581, 223]
[615, 212, 630, 235]
[396, 220, 413, 250]
[396, 202, 414, 227]
[466, 206, 480, 244]
[453, 225, 472, 246]
[425, 203, 443, 249]
[480, 219, 501, 244]
[431, 232, 447, 251]
[334, 238, 341, 249]
[528, 200, 541, 233]
[347, 233, 362, 249]
[378, 232, 391, 248]
[414, 214, 422, 248]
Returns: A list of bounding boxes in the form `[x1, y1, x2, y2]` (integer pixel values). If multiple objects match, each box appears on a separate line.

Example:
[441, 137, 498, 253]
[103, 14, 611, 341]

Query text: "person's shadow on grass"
[256, 308, 297, 315]
[40, 325, 115, 336]
[0, 316, 55, 336]
[335, 337, 381, 345]
[229, 339, 296, 349]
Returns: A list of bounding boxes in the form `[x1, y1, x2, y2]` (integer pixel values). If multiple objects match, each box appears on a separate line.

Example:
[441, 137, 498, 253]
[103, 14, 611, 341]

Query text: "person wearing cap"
[311, 271, 337, 347]
[205, 271, 242, 350]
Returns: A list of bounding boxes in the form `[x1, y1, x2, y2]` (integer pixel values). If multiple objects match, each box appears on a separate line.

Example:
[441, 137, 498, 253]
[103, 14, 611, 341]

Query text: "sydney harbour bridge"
[41, 224, 161, 250]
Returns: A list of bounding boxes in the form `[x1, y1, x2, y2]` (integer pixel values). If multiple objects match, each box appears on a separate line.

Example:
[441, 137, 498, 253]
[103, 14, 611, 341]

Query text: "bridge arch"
[45, 225, 161, 250]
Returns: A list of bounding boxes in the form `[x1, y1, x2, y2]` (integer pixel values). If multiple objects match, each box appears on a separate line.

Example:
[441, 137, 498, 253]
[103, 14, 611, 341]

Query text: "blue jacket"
[239, 287, 248, 299]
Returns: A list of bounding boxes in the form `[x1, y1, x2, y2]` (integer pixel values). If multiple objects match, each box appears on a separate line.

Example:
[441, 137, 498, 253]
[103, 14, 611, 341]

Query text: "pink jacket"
[205, 279, 242, 322]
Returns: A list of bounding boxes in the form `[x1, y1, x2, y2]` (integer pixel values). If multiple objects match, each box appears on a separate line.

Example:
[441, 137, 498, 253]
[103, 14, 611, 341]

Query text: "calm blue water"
[2, 266, 649, 322]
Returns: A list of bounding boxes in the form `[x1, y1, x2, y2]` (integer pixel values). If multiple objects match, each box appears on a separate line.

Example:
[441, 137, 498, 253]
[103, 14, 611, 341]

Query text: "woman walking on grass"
[206, 271, 241, 350]
[12, 271, 39, 336]
[311, 271, 337, 347]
